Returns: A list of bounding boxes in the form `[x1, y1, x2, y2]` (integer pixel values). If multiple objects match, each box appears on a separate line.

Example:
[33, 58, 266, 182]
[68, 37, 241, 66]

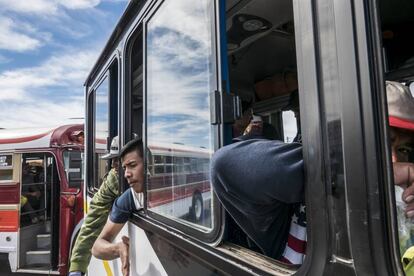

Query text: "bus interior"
[222, 0, 302, 266]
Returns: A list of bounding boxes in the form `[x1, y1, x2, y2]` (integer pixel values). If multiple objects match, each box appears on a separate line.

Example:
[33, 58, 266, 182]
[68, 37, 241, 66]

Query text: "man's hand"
[118, 236, 130, 276]
[393, 162, 414, 217]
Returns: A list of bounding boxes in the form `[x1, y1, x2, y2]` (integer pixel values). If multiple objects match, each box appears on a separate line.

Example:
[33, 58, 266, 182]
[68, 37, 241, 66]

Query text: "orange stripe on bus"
[0, 210, 19, 232]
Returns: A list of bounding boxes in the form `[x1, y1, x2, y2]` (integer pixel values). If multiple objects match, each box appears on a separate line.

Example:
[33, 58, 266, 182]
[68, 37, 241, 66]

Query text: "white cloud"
[0, 48, 99, 128]
[0, 0, 103, 15]
[0, 0, 59, 15]
[0, 49, 98, 101]
[0, 99, 84, 129]
[0, 18, 43, 52]
[57, 0, 101, 10]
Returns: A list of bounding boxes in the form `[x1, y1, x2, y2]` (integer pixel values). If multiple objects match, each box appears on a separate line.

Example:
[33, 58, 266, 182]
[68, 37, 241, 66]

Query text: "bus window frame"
[86, 55, 120, 195]
[0, 153, 14, 183]
[127, 0, 223, 244]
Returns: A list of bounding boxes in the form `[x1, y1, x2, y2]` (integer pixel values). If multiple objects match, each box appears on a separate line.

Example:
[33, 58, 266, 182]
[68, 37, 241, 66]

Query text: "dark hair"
[120, 138, 143, 159]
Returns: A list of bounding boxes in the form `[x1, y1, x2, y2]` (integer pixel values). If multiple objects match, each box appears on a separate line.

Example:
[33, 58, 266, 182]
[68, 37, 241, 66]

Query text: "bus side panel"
[0, 184, 19, 204]
[0, 153, 21, 272]
[87, 223, 133, 276]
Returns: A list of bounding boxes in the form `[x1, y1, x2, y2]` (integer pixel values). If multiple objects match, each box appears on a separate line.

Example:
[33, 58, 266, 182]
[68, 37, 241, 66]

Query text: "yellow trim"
[103, 260, 113, 276]
[83, 199, 88, 214]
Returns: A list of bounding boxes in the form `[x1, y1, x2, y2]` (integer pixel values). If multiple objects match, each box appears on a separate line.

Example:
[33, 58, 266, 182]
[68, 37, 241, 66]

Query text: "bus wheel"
[192, 192, 203, 223]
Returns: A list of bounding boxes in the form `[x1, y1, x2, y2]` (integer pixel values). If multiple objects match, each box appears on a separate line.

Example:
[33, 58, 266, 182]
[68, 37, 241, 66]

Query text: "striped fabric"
[280, 203, 307, 264]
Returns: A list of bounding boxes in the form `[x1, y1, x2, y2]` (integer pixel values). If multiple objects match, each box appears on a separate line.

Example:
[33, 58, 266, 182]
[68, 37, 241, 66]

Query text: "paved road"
[0, 254, 33, 276]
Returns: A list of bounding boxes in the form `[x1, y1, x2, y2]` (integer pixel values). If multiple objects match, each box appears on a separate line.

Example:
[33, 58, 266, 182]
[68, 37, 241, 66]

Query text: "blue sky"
[0, 0, 127, 128]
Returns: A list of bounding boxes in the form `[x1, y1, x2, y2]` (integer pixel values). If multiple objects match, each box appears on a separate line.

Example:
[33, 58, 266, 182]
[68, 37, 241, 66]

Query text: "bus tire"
[192, 192, 203, 223]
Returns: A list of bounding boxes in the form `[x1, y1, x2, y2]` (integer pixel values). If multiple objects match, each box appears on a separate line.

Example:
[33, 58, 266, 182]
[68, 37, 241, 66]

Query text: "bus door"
[60, 149, 83, 273]
[0, 152, 20, 272]
[17, 152, 60, 274]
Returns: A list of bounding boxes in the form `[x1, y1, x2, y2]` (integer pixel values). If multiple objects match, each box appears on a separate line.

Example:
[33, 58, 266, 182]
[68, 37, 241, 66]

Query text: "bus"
[0, 124, 84, 275]
[147, 143, 212, 226]
[83, 0, 414, 275]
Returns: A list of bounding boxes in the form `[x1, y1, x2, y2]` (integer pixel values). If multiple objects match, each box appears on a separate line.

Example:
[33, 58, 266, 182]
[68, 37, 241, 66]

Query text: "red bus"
[0, 124, 84, 275]
[147, 143, 212, 226]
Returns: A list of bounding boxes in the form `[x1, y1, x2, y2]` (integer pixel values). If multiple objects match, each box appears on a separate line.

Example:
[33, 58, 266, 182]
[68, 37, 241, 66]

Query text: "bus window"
[126, 29, 143, 140]
[223, 0, 306, 265]
[87, 58, 119, 193]
[379, 0, 414, 271]
[94, 76, 110, 189]
[282, 110, 298, 143]
[0, 154, 13, 182]
[63, 150, 84, 189]
[145, 0, 215, 229]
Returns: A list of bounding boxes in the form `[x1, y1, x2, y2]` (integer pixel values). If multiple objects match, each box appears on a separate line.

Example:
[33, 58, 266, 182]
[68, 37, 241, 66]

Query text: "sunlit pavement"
[0, 254, 33, 276]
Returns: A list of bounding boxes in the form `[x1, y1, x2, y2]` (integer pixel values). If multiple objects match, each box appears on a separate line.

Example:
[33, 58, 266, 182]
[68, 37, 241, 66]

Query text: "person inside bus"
[21, 162, 43, 224]
[92, 137, 144, 276]
[211, 115, 304, 262]
[68, 136, 120, 276]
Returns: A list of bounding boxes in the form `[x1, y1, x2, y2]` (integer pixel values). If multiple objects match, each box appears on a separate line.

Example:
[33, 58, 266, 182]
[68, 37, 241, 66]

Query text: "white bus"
[82, 0, 414, 275]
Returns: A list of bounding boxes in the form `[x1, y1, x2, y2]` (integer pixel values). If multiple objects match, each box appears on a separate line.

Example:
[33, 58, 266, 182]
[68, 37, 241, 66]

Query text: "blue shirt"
[109, 188, 137, 224]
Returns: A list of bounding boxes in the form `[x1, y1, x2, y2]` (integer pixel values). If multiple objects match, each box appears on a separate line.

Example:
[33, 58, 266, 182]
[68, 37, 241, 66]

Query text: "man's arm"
[91, 188, 135, 276]
[92, 220, 125, 259]
[92, 220, 130, 276]
[69, 169, 119, 273]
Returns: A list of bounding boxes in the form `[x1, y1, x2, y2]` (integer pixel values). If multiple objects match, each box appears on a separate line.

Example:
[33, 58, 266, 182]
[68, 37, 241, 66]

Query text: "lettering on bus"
[0, 154, 12, 168]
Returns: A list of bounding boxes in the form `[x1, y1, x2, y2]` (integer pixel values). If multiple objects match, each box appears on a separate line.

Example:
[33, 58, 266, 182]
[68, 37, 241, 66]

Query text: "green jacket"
[69, 168, 119, 273]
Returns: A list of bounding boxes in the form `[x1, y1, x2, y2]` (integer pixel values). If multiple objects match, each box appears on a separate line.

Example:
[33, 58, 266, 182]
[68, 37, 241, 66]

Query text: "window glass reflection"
[94, 77, 109, 188]
[146, 0, 215, 229]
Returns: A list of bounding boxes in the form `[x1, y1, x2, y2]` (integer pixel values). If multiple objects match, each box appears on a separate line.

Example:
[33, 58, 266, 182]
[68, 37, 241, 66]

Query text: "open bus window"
[223, 0, 306, 265]
[145, 0, 215, 230]
[0, 154, 13, 182]
[126, 30, 143, 140]
[378, 0, 414, 270]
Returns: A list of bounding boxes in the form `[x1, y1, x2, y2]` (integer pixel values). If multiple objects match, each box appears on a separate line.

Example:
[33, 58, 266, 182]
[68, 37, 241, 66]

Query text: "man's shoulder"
[106, 169, 119, 182]
[114, 188, 134, 209]
[110, 188, 135, 224]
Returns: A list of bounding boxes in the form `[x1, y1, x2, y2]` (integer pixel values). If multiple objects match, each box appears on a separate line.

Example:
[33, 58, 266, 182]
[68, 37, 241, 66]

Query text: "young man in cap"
[68, 136, 120, 276]
[387, 81, 414, 217]
[386, 81, 414, 274]
[92, 138, 144, 276]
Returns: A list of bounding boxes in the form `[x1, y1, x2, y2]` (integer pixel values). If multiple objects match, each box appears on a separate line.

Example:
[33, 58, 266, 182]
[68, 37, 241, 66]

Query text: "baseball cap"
[387, 81, 414, 131]
[101, 136, 119, 160]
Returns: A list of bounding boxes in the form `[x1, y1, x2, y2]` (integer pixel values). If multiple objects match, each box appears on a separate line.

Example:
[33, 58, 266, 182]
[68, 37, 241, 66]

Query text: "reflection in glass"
[94, 77, 109, 188]
[146, 0, 215, 229]
[282, 111, 297, 143]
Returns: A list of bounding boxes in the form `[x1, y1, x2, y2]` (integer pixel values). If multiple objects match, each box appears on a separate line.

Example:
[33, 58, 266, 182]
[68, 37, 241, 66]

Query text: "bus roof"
[84, 0, 144, 87]
[0, 124, 84, 151]
[148, 142, 213, 158]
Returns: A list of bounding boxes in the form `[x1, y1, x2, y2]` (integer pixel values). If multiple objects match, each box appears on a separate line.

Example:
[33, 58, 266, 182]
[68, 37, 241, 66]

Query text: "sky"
[0, 0, 127, 129]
